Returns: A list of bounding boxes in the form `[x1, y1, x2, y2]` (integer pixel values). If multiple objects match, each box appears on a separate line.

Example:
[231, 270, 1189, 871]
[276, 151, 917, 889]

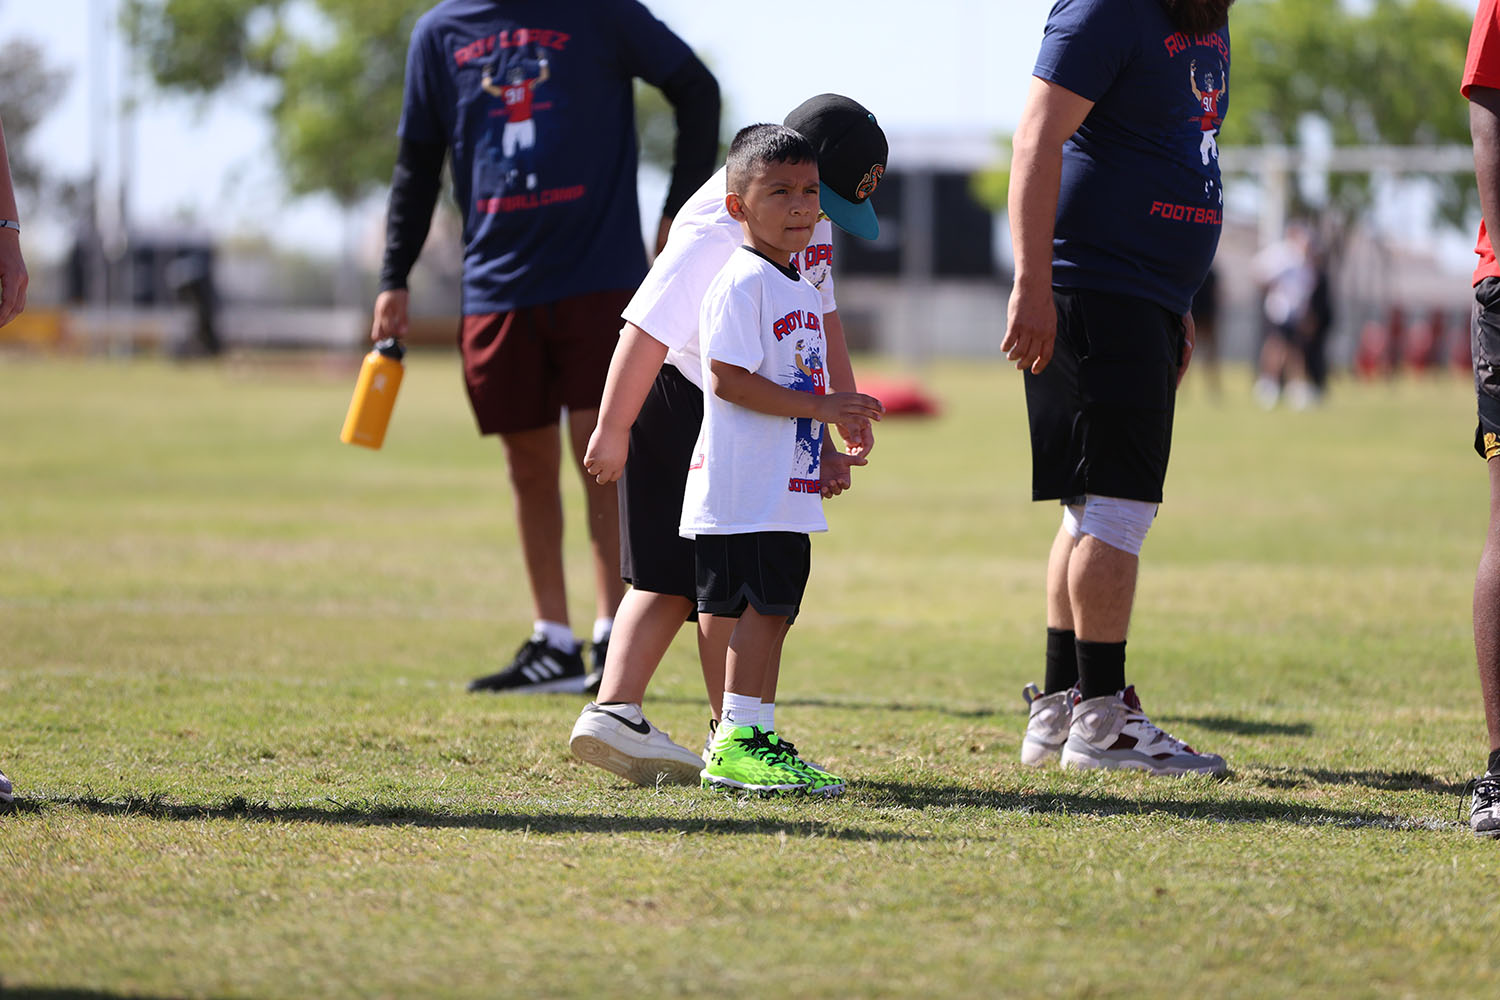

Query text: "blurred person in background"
[369, 2, 719, 696]
[1302, 246, 1334, 396]
[0, 111, 29, 801]
[1252, 221, 1318, 409]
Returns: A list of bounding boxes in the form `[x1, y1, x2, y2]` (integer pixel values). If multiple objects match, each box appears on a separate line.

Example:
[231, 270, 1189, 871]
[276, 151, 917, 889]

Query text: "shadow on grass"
[1255, 768, 1469, 795]
[1170, 716, 1315, 737]
[9, 794, 924, 842]
[857, 778, 1416, 829]
[0, 987, 186, 1000]
[648, 693, 997, 720]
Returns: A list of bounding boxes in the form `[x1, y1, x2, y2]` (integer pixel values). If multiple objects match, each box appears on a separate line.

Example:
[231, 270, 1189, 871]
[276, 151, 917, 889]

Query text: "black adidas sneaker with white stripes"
[467, 636, 589, 694]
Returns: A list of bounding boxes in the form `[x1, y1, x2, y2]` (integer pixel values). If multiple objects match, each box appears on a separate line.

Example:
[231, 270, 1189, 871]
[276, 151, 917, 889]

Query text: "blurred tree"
[0, 36, 74, 203]
[126, 0, 711, 207]
[969, 135, 1010, 219]
[124, 0, 418, 206]
[1226, 0, 1475, 228]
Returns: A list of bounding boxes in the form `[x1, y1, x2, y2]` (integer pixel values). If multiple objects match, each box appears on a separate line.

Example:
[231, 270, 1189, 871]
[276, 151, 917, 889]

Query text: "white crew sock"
[721, 692, 762, 731]
[592, 617, 614, 645]
[533, 620, 579, 653]
[759, 702, 776, 732]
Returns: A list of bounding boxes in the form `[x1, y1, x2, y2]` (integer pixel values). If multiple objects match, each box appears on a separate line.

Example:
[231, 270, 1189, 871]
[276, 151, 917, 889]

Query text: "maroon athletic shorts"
[459, 288, 631, 435]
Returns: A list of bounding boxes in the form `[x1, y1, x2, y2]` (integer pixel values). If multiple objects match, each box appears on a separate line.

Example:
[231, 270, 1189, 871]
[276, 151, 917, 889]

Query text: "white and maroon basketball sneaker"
[1061, 685, 1226, 776]
[1020, 682, 1076, 767]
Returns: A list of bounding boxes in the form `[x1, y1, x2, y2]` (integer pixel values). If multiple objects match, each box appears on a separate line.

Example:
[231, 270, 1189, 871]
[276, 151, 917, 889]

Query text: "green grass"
[2, 350, 1498, 998]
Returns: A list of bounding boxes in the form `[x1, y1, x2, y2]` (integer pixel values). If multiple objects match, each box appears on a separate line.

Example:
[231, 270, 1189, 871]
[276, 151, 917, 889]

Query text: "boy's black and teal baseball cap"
[784, 94, 888, 241]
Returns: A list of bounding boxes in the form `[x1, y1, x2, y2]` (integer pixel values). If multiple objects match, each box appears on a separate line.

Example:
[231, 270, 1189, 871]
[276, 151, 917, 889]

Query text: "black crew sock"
[1044, 627, 1078, 694]
[1076, 639, 1127, 702]
[1487, 748, 1500, 776]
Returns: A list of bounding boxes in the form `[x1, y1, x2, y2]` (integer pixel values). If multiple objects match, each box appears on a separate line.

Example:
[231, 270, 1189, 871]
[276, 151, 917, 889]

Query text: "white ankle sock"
[759, 702, 776, 731]
[721, 692, 761, 730]
[592, 617, 613, 644]
[533, 620, 578, 652]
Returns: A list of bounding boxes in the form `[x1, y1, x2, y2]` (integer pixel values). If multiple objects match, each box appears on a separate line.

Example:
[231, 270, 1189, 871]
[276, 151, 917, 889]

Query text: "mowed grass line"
[2, 352, 1499, 999]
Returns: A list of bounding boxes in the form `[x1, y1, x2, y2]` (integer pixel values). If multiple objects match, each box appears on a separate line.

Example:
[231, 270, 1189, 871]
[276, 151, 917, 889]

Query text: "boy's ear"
[725, 191, 746, 222]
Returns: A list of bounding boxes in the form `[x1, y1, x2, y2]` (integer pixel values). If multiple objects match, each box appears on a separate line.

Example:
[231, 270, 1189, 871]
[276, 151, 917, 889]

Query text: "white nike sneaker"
[1061, 686, 1226, 777]
[1020, 682, 1075, 766]
[702, 718, 717, 766]
[569, 702, 704, 786]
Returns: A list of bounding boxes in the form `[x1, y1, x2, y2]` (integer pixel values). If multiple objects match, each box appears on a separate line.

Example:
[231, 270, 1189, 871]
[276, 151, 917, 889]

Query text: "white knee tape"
[1077, 495, 1157, 555]
[1061, 503, 1086, 540]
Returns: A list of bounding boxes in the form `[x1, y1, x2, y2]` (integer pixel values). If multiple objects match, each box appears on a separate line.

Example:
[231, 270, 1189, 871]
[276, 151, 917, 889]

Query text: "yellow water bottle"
[340, 338, 406, 449]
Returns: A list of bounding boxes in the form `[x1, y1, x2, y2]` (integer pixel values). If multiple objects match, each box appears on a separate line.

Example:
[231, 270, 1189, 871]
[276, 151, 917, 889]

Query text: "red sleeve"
[1464, 0, 1500, 97]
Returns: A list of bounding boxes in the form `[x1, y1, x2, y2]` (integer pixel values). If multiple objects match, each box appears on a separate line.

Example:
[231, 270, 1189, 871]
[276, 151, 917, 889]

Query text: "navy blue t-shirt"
[1035, 0, 1229, 315]
[399, 0, 694, 313]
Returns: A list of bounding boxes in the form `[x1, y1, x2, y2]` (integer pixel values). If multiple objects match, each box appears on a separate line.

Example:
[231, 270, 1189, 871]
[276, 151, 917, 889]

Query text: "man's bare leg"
[1068, 535, 1137, 644]
[1475, 458, 1500, 756]
[499, 424, 569, 626]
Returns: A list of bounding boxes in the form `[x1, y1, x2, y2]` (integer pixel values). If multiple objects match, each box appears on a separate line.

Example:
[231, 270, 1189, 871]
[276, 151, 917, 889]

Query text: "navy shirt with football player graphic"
[1035, 0, 1229, 316]
[399, 0, 695, 313]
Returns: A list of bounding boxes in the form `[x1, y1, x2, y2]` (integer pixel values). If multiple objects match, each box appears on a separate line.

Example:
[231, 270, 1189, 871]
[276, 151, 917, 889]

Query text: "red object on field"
[1354, 320, 1389, 379]
[858, 375, 941, 417]
[1404, 310, 1444, 372]
[1454, 318, 1475, 374]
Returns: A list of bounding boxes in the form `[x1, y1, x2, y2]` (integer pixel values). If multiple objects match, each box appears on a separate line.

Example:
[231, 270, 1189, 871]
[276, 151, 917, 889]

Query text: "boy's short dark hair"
[726, 124, 817, 193]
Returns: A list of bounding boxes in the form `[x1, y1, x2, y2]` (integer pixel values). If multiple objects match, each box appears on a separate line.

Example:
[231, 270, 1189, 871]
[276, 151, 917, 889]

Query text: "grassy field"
[2, 349, 1498, 998]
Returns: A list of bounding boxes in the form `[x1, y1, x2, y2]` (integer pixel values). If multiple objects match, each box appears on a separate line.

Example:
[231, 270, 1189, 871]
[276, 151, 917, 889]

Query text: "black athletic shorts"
[1024, 287, 1186, 504]
[618, 364, 702, 598]
[1473, 277, 1500, 460]
[693, 531, 811, 625]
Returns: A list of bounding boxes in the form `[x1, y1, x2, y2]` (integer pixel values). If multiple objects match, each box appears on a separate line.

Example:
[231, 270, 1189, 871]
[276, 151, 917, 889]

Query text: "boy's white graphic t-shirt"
[680, 247, 830, 537]
[622, 166, 837, 388]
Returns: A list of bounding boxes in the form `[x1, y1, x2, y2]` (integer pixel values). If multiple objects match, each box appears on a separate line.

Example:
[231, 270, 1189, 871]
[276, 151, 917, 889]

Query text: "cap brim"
[820, 187, 879, 241]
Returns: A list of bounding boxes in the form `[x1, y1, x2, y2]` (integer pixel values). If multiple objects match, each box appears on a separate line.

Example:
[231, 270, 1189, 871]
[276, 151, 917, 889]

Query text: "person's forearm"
[658, 56, 721, 218]
[1007, 126, 1062, 295]
[710, 360, 818, 419]
[597, 323, 671, 431]
[823, 310, 857, 393]
[1473, 89, 1500, 242]
[0, 118, 18, 219]
[378, 138, 446, 292]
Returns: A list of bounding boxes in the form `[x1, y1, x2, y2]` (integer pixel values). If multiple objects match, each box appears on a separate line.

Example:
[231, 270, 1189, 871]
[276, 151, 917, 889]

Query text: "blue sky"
[0, 0, 1048, 257]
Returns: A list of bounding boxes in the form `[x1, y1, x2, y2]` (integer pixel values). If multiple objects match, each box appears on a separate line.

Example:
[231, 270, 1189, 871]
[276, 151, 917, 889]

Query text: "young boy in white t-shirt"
[684, 124, 884, 796]
[568, 96, 888, 787]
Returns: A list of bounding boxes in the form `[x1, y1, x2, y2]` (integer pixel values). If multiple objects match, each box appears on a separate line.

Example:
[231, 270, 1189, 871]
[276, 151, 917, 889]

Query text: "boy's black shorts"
[693, 531, 810, 625]
[1473, 277, 1500, 460]
[1023, 287, 1185, 504]
[618, 364, 702, 600]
